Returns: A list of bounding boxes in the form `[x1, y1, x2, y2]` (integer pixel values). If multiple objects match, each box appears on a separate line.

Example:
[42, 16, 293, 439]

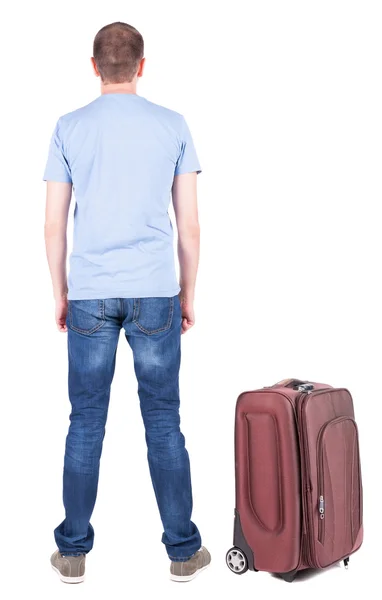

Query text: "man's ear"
[91, 57, 100, 77]
[137, 57, 145, 78]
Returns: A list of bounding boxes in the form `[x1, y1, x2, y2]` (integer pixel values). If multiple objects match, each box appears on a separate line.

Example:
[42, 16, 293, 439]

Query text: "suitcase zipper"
[318, 495, 325, 544]
[317, 419, 331, 545]
[297, 392, 316, 567]
[297, 389, 333, 567]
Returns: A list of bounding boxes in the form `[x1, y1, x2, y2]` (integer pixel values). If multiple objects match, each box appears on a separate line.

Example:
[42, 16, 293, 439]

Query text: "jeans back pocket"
[133, 297, 175, 335]
[68, 300, 106, 335]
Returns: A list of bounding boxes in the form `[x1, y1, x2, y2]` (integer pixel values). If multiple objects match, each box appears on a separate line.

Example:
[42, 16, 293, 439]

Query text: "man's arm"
[44, 181, 72, 332]
[172, 172, 200, 334]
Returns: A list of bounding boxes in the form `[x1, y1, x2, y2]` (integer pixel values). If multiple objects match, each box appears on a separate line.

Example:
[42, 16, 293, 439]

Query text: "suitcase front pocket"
[316, 416, 362, 561]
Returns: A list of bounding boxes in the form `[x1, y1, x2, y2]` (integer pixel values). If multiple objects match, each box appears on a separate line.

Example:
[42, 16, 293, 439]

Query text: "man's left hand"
[55, 296, 68, 332]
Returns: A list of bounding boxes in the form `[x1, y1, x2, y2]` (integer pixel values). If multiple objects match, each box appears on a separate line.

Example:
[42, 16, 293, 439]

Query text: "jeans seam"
[132, 298, 139, 321]
[99, 299, 105, 321]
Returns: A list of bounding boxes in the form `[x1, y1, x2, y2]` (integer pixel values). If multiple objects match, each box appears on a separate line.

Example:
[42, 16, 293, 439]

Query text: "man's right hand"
[172, 173, 200, 335]
[179, 295, 195, 334]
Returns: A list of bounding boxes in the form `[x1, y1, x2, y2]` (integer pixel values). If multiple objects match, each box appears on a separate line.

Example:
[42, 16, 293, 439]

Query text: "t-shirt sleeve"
[175, 117, 202, 176]
[43, 119, 72, 183]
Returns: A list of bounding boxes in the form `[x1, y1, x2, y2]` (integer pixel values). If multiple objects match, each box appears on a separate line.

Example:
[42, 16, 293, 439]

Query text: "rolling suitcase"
[226, 379, 363, 582]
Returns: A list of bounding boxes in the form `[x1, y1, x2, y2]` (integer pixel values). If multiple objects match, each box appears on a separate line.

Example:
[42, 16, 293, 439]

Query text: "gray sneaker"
[170, 546, 211, 582]
[50, 550, 86, 584]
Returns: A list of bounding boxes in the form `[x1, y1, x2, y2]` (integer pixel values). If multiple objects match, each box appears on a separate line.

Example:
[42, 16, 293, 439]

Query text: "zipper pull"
[319, 495, 325, 519]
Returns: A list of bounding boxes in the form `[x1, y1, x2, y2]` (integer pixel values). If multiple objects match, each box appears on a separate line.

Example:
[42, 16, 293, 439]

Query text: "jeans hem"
[168, 552, 196, 562]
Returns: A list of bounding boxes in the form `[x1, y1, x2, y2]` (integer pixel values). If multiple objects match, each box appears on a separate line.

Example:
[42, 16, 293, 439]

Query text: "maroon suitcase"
[226, 379, 363, 582]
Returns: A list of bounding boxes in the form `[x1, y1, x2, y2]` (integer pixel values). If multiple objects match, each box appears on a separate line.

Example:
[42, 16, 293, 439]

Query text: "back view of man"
[44, 21, 210, 584]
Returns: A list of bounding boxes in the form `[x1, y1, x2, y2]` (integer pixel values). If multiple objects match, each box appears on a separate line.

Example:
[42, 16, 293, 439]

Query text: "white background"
[1, 1, 381, 598]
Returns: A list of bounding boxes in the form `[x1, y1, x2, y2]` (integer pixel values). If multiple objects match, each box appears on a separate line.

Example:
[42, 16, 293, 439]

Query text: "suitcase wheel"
[226, 547, 249, 575]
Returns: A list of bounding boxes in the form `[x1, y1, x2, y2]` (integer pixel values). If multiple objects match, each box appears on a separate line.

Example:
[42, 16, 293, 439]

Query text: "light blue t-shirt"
[43, 94, 201, 300]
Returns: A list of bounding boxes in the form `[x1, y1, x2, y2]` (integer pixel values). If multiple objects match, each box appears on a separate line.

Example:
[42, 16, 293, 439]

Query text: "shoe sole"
[170, 562, 211, 582]
[51, 565, 85, 584]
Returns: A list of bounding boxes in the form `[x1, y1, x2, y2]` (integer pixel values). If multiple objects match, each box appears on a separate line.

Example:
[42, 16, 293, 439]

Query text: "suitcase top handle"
[274, 378, 314, 391]
[294, 383, 314, 392]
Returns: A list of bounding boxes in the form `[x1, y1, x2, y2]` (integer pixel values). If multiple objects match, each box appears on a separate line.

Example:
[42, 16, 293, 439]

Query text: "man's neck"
[101, 82, 137, 95]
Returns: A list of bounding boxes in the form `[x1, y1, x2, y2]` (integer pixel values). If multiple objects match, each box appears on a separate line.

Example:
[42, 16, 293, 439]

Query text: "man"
[44, 21, 210, 584]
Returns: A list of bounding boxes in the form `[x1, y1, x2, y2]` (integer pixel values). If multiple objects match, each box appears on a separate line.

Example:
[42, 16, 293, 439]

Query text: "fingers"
[181, 317, 194, 334]
[56, 318, 68, 332]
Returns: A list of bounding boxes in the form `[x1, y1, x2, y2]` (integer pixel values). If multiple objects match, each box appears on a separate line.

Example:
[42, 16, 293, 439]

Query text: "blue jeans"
[54, 296, 201, 561]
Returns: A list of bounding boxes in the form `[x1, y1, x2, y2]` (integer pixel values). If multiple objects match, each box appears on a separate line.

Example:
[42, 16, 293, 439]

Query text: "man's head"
[92, 22, 144, 85]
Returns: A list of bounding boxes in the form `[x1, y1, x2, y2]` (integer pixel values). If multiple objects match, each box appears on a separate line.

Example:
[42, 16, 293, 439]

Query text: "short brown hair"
[93, 22, 144, 84]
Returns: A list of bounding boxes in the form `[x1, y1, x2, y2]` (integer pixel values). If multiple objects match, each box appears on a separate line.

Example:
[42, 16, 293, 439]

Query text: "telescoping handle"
[274, 378, 314, 392]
